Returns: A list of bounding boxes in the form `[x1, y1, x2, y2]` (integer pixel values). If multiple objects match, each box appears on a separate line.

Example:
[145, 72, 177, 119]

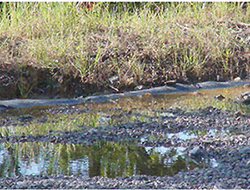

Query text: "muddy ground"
[0, 105, 250, 188]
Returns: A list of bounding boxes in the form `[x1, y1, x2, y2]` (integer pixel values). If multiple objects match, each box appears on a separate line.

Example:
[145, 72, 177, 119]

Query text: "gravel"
[0, 106, 250, 188]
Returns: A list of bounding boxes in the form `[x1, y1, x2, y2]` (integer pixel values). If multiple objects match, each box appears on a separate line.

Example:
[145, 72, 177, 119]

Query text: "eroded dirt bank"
[1, 63, 250, 100]
[1, 106, 250, 188]
[1, 80, 250, 110]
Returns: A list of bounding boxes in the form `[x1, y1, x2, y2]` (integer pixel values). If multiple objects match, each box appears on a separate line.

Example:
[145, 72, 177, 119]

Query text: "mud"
[0, 106, 250, 188]
[1, 80, 250, 110]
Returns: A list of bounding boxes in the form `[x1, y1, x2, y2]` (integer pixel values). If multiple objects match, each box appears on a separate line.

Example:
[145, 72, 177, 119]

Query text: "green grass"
[0, 2, 250, 97]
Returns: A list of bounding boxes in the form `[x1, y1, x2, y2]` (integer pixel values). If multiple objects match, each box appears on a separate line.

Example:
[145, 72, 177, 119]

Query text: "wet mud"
[1, 80, 250, 110]
[0, 103, 250, 188]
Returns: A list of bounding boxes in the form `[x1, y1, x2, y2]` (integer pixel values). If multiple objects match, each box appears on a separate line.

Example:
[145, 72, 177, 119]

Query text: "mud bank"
[1, 80, 250, 110]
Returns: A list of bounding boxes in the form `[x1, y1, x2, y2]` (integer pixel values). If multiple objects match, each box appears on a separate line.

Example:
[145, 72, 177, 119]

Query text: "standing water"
[0, 85, 249, 178]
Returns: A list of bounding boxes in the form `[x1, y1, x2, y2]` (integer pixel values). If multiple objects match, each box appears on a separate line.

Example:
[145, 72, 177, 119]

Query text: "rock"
[165, 80, 177, 87]
[134, 85, 144, 90]
[237, 91, 250, 105]
[234, 77, 241, 81]
[0, 104, 13, 110]
[144, 92, 152, 97]
[243, 84, 250, 88]
[234, 111, 243, 117]
[192, 91, 204, 96]
[238, 147, 250, 154]
[18, 115, 34, 122]
[108, 76, 118, 84]
[190, 146, 207, 162]
[214, 94, 225, 101]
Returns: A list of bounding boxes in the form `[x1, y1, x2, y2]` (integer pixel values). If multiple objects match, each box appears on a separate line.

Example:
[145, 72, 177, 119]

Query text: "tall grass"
[0, 2, 249, 90]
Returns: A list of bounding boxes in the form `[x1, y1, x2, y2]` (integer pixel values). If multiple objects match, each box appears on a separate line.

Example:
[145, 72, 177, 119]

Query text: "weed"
[0, 2, 249, 98]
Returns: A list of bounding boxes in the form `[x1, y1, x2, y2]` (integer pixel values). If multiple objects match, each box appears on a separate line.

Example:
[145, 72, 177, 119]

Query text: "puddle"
[1, 85, 249, 127]
[0, 85, 248, 179]
[205, 128, 230, 137]
[0, 141, 218, 178]
[170, 85, 250, 112]
[141, 128, 231, 144]
[167, 131, 197, 140]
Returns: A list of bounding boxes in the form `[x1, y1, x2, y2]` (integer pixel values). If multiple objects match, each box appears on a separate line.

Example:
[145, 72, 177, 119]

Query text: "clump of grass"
[0, 111, 101, 137]
[0, 2, 250, 97]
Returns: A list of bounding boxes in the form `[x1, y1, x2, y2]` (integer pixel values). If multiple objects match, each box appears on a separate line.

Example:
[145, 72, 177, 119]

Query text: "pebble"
[214, 94, 225, 101]
[1, 106, 250, 188]
[237, 91, 250, 105]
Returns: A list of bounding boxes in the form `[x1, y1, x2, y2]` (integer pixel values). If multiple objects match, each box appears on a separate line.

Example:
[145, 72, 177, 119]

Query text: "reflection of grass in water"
[0, 112, 100, 137]
[0, 107, 149, 137]
[1, 140, 206, 178]
[172, 95, 244, 112]
[172, 86, 250, 113]
[106, 112, 149, 125]
[1, 142, 82, 176]
[84, 86, 250, 119]
[1, 86, 249, 138]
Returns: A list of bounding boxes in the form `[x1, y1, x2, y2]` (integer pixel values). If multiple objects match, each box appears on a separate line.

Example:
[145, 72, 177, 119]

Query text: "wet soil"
[1, 80, 250, 110]
[1, 105, 250, 188]
[1, 64, 250, 100]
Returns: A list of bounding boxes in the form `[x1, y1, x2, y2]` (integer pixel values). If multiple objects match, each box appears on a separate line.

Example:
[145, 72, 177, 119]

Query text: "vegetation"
[0, 2, 249, 98]
[0, 141, 194, 177]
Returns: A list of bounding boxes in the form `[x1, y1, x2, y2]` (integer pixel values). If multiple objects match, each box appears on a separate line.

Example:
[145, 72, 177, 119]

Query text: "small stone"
[108, 76, 119, 84]
[234, 77, 241, 81]
[239, 147, 250, 154]
[18, 115, 34, 122]
[165, 80, 177, 86]
[192, 91, 204, 96]
[144, 92, 152, 97]
[237, 91, 250, 105]
[235, 111, 243, 117]
[243, 84, 250, 88]
[0, 104, 13, 110]
[214, 94, 225, 101]
[134, 85, 143, 90]
[247, 159, 250, 166]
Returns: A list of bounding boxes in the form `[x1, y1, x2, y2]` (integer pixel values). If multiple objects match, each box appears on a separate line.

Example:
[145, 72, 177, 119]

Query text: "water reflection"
[0, 141, 211, 178]
[167, 131, 197, 140]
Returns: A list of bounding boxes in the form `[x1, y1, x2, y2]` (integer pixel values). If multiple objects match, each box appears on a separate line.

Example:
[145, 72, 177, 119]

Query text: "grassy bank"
[0, 2, 250, 99]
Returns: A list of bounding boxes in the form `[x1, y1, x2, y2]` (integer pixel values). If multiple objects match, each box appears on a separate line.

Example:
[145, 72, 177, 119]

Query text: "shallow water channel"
[0, 85, 249, 178]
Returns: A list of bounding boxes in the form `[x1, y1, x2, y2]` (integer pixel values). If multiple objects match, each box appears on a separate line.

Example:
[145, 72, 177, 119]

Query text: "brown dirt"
[1, 62, 250, 100]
